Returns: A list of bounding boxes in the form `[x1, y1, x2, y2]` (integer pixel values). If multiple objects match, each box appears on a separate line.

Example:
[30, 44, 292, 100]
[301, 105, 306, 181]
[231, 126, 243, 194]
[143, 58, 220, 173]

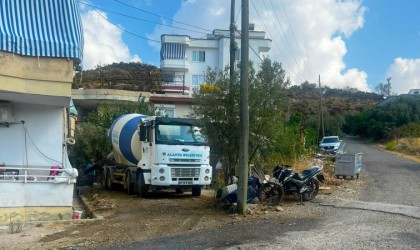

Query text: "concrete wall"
[0, 51, 74, 98]
[0, 206, 73, 223]
[0, 52, 76, 223]
[0, 103, 64, 166]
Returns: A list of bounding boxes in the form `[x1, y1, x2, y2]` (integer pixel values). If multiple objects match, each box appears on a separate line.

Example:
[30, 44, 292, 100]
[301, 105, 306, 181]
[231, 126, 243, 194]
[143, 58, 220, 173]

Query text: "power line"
[78, 1, 208, 35]
[249, 0, 303, 83]
[93, 10, 160, 43]
[261, 0, 315, 83]
[113, 0, 212, 33]
[235, 29, 263, 62]
[278, 0, 317, 79]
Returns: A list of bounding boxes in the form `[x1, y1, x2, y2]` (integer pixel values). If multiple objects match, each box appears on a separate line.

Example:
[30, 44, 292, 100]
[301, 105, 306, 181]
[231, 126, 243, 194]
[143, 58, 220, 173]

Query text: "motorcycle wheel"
[258, 183, 284, 206]
[303, 179, 319, 201]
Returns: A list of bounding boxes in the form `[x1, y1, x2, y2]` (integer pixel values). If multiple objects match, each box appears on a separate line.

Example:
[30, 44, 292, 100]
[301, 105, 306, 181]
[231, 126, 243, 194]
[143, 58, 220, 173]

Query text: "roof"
[0, 0, 83, 59]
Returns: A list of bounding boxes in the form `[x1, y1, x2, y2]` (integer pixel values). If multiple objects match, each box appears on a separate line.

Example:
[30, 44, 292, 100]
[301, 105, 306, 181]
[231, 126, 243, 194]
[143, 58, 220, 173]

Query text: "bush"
[385, 140, 397, 150]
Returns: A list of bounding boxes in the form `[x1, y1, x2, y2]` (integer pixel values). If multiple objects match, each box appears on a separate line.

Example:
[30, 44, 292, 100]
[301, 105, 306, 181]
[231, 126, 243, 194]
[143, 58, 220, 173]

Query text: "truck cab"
[137, 116, 212, 196]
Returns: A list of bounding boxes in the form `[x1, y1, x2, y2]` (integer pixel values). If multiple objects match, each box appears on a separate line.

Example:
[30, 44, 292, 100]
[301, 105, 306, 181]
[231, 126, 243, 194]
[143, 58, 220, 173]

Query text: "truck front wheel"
[192, 186, 201, 197]
[137, 172, 149, 198]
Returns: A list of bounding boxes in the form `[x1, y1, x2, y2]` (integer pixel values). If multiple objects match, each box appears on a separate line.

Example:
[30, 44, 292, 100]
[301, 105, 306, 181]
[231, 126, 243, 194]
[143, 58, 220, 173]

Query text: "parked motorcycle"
[258, 164, 324, 205]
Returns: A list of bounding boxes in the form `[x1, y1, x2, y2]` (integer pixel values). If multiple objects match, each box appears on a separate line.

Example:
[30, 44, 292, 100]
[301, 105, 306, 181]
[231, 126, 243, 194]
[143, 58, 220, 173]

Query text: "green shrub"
[385, 140, 397, 150]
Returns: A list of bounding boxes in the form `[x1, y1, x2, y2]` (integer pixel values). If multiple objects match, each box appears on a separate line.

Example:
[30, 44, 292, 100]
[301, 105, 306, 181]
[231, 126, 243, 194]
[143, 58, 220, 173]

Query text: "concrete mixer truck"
[100, 114, 212, 197]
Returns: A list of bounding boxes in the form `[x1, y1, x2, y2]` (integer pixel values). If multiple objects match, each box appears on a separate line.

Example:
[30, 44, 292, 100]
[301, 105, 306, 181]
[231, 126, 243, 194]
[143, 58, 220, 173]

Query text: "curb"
[79, 195, 104, 220]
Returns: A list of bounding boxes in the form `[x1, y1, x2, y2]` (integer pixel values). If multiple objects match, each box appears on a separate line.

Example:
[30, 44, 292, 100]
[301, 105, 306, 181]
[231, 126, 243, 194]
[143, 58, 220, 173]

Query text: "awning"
[0, 0, 83, 59]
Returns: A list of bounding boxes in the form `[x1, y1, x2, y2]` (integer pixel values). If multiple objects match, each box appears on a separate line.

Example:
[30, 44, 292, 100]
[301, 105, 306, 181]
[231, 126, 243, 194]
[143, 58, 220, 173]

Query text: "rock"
[275, 206, 284, 212]
[246, 208, 254, 215]
[249, 197, 260, 204]
[70, 230, 80, 235]
[247, 204, 258, 210]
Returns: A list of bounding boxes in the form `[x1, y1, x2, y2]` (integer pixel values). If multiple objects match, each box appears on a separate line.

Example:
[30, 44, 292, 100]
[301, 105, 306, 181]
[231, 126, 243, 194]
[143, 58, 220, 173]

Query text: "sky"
[78, 0, 420, 94]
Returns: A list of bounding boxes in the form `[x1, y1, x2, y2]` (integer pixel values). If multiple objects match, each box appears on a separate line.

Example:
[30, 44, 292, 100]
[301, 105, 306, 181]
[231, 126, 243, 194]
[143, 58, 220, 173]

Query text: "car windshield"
[322, 137, 339, 143]
[156, 124, 206, 145]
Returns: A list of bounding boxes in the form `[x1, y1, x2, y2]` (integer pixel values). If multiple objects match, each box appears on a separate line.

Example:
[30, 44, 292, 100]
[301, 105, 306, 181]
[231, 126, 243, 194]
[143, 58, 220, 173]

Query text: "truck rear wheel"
[105, 170, 114, 190]
[101, 170, 107, 189]
[192, 186, 201, 197]
[137, 172, 149, 198]
[125, 172, 134, 195]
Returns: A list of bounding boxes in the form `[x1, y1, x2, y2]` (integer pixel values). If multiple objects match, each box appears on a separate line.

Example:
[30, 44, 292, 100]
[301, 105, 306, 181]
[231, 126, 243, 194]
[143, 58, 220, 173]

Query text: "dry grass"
[383, 138, 420, 163]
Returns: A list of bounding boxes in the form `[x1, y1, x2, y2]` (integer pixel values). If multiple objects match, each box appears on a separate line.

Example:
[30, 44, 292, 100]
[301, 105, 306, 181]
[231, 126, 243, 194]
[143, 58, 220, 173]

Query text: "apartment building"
[154, 28, 271, 117]
[160, 28, 271, 95]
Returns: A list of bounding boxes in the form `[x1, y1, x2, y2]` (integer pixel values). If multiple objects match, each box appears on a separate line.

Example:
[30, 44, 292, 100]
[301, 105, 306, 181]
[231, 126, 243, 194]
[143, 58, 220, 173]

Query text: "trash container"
[334, 153, 362, 179]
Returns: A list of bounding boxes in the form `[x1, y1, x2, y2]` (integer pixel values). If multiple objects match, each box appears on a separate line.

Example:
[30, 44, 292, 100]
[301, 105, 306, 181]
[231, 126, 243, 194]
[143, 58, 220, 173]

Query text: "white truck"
[100, 114, 212, 197]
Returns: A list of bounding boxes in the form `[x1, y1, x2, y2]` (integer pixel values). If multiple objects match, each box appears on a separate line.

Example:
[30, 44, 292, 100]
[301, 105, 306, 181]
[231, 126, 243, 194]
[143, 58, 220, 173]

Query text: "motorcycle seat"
[296, 166, 320, 180]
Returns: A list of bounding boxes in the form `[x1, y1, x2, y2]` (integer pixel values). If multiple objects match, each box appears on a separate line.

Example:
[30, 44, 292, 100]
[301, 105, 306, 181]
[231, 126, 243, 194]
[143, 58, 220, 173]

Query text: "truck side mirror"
[139, 126, 146, 141]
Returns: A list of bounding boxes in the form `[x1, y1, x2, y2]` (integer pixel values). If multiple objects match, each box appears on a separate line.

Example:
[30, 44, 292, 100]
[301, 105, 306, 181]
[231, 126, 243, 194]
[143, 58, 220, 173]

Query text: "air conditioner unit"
[0, 102, 14, 123]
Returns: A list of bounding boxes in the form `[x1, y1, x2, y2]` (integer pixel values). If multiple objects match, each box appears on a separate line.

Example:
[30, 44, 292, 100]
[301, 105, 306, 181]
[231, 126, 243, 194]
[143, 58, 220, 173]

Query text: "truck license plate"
[179, 181, 192, 185]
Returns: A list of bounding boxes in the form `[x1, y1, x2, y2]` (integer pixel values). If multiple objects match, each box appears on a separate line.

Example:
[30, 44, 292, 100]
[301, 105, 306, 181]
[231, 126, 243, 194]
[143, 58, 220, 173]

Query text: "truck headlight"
[159, 168, 165, 174]
[204, 176, 209, 181]
[205, 169, 210, 174]
[159, 176, 165, 181]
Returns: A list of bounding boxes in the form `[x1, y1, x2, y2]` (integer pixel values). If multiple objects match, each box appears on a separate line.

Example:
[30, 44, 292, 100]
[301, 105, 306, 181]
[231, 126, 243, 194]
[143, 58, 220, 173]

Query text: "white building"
[0, 1, 82, 223]
[160, 29, 271, 95]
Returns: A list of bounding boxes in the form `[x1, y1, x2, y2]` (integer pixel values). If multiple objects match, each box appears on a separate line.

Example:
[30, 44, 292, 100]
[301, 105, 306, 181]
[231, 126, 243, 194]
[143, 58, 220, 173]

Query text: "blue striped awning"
[0, 0, 83, 59]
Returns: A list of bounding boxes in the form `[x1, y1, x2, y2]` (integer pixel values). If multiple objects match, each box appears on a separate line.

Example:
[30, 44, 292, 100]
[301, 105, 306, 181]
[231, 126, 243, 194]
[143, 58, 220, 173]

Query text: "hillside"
[288, 83, 383, 117]
[73, 62, 161, 91]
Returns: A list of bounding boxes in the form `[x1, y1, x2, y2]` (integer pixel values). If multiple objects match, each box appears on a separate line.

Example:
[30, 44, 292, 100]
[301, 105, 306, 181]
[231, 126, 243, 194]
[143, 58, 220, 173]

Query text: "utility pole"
[230, 0, 235, 82]
[317, 75, 324, 143]
[320, 75, 325, 138]
[238, 0, 249, 215]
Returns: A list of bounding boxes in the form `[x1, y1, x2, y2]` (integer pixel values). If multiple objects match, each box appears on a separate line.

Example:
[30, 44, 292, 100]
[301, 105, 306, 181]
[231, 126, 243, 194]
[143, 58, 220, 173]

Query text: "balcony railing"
[160, 59, 189, 71]
[0, 165, 75, 184]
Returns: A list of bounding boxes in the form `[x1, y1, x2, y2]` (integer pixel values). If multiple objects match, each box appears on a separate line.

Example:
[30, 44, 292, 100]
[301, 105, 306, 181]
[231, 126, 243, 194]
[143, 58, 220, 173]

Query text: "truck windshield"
[156, 124, 206, 145]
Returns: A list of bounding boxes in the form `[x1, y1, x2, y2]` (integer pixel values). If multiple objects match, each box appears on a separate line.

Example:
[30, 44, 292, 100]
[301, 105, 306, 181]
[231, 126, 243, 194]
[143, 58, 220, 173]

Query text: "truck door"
[139, 123, 154, 169]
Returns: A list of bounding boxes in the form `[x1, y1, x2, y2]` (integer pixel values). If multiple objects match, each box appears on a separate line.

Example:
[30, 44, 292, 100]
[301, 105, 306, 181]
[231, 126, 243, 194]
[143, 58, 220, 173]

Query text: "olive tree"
[192, 58, 290, 185]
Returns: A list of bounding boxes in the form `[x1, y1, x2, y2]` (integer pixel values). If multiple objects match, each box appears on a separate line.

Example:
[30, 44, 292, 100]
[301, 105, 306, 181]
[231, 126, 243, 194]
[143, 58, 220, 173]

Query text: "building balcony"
[161, 59, 189, 72]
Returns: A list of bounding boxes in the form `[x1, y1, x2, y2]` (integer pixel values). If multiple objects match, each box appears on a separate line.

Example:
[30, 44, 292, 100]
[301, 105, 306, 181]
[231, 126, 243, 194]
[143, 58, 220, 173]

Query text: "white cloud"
[147, 0, 370, 91]
[81, 10, 141, 69]
[130, 54, 142, 63]
[386, 58, 420, 94]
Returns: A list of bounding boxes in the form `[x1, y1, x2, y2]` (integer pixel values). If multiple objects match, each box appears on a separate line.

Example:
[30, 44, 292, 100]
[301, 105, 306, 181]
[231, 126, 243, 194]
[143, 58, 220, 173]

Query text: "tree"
[376, 77, 392, 98]
[192, 58, 290, 184]
[68, 96, 155, 170]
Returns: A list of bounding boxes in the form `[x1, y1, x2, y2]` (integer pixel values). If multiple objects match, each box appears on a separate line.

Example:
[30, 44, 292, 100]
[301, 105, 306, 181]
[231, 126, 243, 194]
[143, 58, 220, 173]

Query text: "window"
[192, 75, 205, 86]
[160, 43, 185, 59]
[192, 51, 205, 62]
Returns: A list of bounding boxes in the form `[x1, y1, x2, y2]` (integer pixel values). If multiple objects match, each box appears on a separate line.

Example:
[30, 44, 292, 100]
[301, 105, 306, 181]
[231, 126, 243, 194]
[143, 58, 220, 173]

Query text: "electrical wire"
[78, 1, 208, 35]
[277, 0, 317, 80]
[249, 0, 303, 83]
[264, 0, 311, 80]
[93, 10, 160, 43]
[113, 0, 213, 33]
[22, 122, 63, 166]
[255, 0, 313, 83]
[234, 29, 263, 63]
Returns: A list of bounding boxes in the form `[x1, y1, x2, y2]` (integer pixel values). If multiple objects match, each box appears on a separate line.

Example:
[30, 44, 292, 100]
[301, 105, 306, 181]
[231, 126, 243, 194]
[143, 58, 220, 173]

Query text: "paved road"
[108, 138, 420, 250]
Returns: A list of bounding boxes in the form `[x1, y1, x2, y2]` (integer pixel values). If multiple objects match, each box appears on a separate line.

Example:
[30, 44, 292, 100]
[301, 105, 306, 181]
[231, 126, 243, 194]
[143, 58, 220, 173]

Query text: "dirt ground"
[0, 172, 367, 250]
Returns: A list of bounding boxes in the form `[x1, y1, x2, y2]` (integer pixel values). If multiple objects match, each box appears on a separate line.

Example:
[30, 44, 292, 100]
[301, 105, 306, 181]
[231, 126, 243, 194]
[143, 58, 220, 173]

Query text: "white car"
[319, 136, 342, 154]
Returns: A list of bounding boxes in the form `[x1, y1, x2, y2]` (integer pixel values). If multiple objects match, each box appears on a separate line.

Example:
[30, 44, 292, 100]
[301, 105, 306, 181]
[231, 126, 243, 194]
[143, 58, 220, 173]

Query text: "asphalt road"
[107, 137, 420, 250]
